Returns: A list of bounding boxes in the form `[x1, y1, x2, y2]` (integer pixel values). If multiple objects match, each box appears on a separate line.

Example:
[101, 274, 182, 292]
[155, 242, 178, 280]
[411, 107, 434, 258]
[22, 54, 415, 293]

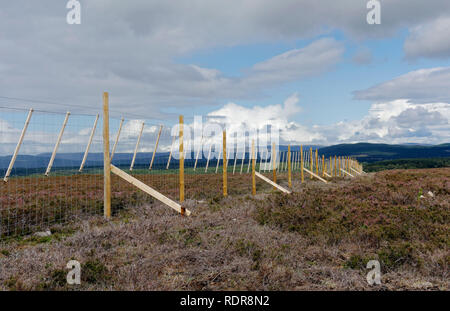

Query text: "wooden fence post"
[309, 147, 313, 179]
[300, 145, 304, 183]
[80, 114, 99, 172]
[247, 148, 252, 173]
[179, 116, 184, 202]
[272, 142, 276, 186]
[338, 156, 341, 177]
[130, 122, 144, 171]
[111, 117, 124, 161]
[149, 125, 163, 170]
[194, 136, 203, 171]
[252, 139, 256, 195]
[279, 152, 284, 172]
[166, 135, 175, 170]
[216, 149, 222, 174]
[315, 149, 319, 175]
[205, 143, 212, 173]
[111, 165, 190, 216]
[329, 156, 332, 177]
[45, 111, 70, 176]
[233, 147, 238, 174]
[223, 130, 227, 197]
[322, 154, 325, 177]
[284, 151, 288, 171]
[334, 155, 337, 177]
[240, 146, 245, 174]
[288, 145, 292, 187]
[4, 108, 33, 182]
[292, 151, 295, 171]
[103, 92, 111, 220]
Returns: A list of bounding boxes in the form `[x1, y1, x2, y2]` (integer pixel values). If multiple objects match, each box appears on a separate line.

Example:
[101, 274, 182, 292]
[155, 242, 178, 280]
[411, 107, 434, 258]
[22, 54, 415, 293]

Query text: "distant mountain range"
[0, 143, 449, 175]
[316, 143, 450, 162]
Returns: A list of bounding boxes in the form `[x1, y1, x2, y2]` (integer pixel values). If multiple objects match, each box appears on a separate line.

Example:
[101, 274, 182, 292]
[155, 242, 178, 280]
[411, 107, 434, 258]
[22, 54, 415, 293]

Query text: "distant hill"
[363, 158, 450, 172]
[1, 143, 449, 175]
[317, 143, 450, 163]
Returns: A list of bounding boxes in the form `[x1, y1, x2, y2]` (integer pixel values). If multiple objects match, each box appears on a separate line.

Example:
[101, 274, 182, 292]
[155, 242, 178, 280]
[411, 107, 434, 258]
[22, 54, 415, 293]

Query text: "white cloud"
[246, 38, 344, 86]
[405, 17, 450, 59]
[353, 67, 450, 103]
[206, 92, 319, 145]
[203, 97, 450, 146]
[1, 1, 450, 116]
[320, 100, 450, 144]
[1, 95, 449, 158]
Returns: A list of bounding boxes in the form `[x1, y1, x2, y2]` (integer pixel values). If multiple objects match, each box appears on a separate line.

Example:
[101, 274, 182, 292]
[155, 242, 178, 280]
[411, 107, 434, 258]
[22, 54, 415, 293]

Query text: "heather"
[0, 168, 448, 290]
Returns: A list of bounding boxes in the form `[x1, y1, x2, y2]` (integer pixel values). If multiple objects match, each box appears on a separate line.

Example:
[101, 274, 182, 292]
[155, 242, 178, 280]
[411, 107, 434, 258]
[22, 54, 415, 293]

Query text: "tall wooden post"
[103, 92, 111, 220]
[322, 154, 325, 177]
[45, 111, 70, 176]
[315, 149, 319, 175]
[4, 108, 33, 182]
[288, 145, 292, 187]
[149, 125, 163, 170]
[272, 143, 277, 186]
[300, 145, 304, 183]
[130, 122, 144, 171]
[233, 148, 238, 174]
[247, 149, 252, 173]
[179, 116, 184, 202]
[329, 156, 332, 177]
[279, 152, 284, 172]
[294, 152, 298, 170]
[111, 117, 124, 161]
[259, 150, 264, 173]
[333, 156, 337, 177]
[264, 150, 269, 172]
[284, 151, 288, 171]
[194, 136, 203, 171]
[338, 156, 341, 177]
[216, 149, 222, 174]
[205, 144, 212, 173]
[240, 146, 245, 174]
[80, 114, 99, 172]
[166, 135, 176, 170]
[223, 130, 227, 197]
[252, 139, 256, 195]
[309, 147, 313, 179]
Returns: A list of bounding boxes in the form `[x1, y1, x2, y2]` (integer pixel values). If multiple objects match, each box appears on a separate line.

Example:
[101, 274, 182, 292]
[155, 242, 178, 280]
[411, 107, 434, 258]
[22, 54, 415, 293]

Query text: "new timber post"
[103, 92, 111, 220]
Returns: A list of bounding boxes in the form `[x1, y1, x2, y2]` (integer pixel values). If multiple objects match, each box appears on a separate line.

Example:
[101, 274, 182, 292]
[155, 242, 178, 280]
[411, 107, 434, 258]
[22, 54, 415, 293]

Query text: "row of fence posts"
[101, 92, 363, 219]
[0, 91, 362, 227]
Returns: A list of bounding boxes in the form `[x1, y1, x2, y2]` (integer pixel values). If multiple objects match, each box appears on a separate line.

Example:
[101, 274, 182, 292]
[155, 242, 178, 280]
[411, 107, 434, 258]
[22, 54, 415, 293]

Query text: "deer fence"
[0, 93, 363, 238]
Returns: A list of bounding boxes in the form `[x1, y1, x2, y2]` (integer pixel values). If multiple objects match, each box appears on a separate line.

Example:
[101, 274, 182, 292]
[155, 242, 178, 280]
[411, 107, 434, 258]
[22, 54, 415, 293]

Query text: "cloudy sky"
[1, 0, 450, 154]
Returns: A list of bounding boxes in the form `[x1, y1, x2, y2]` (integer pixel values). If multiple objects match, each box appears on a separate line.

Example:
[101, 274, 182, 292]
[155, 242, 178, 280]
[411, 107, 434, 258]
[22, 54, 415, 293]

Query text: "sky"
[1, 0, 450, 156]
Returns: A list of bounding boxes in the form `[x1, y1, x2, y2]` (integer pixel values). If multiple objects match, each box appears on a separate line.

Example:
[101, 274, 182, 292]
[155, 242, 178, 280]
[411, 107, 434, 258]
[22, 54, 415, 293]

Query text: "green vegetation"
[0, 168, 448, 290]
[254, 168, 449, 273]
[363, 157, 450, 172]
[319, 142, 450, 162]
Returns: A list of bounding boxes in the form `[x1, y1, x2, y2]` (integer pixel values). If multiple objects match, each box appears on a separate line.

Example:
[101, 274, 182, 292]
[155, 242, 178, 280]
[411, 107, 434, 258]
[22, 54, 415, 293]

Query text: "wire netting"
[1, 106, 359, 239]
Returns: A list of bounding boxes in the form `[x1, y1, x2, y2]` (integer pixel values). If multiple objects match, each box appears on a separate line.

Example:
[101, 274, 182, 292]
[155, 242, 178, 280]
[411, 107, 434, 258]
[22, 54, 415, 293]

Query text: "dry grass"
[0, 168, 448, 291]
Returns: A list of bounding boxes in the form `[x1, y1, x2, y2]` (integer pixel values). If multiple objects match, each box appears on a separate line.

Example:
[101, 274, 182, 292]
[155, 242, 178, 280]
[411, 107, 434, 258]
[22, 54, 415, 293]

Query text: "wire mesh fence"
[0, 101, 362, 239]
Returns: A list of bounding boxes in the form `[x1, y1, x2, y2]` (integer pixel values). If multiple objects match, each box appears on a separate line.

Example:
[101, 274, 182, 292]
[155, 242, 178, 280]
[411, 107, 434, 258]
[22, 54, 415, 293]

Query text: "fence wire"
[0, 106, 360, 238]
